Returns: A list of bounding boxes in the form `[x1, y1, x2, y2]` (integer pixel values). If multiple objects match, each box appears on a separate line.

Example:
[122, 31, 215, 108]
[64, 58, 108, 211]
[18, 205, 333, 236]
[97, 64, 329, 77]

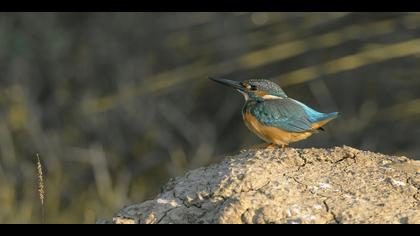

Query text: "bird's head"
[209, 77, 287, 101]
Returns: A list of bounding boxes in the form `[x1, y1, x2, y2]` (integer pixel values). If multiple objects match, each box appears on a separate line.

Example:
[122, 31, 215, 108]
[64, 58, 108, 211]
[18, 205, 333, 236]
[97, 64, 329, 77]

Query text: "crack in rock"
[323, 200, 340, 224]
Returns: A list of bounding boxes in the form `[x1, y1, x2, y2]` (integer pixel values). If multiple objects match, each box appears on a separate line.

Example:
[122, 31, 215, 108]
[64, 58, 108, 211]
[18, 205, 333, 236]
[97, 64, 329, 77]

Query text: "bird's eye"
[240, 82, 251, 89]
[240, 82, 257, 91]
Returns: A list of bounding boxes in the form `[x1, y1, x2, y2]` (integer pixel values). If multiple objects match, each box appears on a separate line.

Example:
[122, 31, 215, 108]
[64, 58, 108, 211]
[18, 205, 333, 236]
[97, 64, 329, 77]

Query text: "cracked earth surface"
[108, 146, 420, 224]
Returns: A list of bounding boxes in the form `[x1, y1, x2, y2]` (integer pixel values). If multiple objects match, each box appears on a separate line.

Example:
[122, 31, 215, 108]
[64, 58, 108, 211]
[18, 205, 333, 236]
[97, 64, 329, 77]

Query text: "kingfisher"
[209, 77, 339, 150]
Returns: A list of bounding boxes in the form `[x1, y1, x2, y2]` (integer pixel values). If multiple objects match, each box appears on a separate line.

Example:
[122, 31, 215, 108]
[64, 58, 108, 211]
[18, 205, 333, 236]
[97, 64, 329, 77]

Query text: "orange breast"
[243, 112, 313, 145]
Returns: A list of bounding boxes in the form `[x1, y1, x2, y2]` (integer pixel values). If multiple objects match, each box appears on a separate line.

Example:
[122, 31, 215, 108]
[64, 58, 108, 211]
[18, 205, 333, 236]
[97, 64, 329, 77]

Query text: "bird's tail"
[325, 112, 339, 120]
[311, 112, 339, 130]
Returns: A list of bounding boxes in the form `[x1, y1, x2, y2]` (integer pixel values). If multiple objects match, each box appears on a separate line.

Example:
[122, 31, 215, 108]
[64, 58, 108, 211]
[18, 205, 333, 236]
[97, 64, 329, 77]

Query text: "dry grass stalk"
[36, 153, 45, 223]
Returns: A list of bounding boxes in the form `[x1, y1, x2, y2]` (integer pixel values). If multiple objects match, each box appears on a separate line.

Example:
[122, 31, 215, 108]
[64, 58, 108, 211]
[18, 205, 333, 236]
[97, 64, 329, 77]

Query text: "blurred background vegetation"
[1, 12, 420, 223]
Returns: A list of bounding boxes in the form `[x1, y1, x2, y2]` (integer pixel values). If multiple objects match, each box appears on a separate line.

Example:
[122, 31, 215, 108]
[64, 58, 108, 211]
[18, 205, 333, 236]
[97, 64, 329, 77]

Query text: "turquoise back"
[244, 98, 338, 133]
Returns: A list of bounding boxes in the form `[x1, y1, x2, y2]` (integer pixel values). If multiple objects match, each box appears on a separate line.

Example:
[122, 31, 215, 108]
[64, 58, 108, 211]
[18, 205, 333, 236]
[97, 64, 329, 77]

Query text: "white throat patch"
[237, 89, 249, 101]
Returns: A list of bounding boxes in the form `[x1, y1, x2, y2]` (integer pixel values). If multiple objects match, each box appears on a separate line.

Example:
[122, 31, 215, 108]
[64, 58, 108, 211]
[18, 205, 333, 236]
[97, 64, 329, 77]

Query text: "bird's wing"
[250, 99, 314, 133]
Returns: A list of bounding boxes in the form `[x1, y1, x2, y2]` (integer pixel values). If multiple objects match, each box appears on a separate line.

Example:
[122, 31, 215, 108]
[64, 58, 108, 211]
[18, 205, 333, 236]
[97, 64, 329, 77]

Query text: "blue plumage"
[290, 99, 339, 124]
[245, 98, 338, 133]
[246, 99, 313, 133]
[209, 77, 339, 148]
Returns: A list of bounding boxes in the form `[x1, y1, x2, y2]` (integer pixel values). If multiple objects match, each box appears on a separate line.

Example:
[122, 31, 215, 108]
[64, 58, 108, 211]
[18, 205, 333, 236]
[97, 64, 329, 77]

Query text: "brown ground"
[105, 146, 419, 224]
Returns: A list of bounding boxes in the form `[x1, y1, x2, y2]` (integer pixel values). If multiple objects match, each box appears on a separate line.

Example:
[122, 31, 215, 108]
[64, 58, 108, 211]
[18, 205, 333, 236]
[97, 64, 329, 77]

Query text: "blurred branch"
[79, 14, 420, 114]
[273, 36, 420, 86]
[0, 119, 17, 166]
[81, 60, 214, 113]
[238, 18, 397, 68]
[89, 145, 113, 205]
[375, 98, 420, 121]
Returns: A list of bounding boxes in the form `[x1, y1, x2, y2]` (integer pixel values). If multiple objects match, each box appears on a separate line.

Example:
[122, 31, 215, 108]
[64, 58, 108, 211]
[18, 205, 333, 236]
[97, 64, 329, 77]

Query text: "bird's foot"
[266, 143, 277, 149]
[281, 144, 288, 152]
[264, 143, 289, 152]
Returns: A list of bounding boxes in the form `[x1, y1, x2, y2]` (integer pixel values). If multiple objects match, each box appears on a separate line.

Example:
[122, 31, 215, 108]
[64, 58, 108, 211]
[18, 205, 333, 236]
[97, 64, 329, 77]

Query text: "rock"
[107, 146, 420, 224]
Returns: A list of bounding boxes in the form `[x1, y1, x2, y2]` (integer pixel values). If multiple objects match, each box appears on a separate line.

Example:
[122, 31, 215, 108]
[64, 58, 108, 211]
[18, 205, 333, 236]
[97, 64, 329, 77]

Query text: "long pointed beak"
[208, 77, 243, 90]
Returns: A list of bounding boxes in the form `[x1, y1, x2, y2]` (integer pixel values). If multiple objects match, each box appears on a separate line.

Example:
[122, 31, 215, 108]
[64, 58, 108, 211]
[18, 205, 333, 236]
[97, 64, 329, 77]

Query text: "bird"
[208, 77, 339, 150]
